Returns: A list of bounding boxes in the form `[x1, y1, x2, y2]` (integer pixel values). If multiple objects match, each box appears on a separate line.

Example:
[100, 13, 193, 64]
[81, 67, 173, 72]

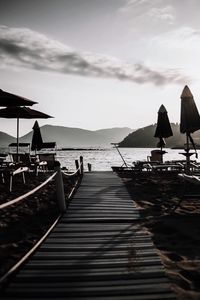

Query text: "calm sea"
[57, 148, 193, 171]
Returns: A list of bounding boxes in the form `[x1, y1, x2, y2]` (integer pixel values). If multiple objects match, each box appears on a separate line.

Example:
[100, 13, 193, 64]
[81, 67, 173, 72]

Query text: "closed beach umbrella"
[0, 106, 52, 159]
[31, 121, 43, 152]
[0, 89, 37, 107]
[154, 105, 173, 138]
[180, 85, 200, 169]
[154, 104, 173, 162]
[180, 85, 200, 134]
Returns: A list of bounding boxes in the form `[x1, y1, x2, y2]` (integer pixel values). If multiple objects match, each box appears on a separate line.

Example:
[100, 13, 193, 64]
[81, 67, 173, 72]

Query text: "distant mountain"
[20, 125, 134, 148]
[94, 127, 135, 145]
[118, 123, 200, 148]
[0, 131, 15, 147]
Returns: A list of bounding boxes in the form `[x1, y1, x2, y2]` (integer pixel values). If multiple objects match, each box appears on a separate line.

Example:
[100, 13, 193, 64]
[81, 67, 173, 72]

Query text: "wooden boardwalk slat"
[2, 171, 175, 299]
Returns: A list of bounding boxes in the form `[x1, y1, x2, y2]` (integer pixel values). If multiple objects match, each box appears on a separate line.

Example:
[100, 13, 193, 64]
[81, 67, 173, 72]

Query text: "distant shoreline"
[57, 148, 108, 151]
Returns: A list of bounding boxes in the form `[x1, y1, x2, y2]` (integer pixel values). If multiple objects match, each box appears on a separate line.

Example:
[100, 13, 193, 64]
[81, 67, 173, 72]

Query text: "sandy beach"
[0, 171, 78, 279]
[123, 173, 200, 300]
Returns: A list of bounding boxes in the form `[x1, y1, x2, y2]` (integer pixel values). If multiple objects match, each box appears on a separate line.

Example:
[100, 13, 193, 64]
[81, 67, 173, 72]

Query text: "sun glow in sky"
[0, 0, 200, 136]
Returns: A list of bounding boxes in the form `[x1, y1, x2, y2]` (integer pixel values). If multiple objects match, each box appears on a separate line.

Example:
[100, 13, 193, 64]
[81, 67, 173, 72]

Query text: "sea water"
[57, 148, 192, 171]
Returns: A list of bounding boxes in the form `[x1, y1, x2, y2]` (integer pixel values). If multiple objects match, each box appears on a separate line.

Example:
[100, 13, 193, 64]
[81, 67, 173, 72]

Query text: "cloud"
[119, 0, 175, 24]
[152, 26, 200, 50]
[0, 25, 188, 86]
[144, 26, 200, 82]
[147, 6, 175, 24]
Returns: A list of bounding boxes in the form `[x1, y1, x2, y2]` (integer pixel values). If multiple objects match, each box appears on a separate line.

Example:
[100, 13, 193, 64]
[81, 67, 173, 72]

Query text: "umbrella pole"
[186, 134, 190, 173]
[112, 144, 128, 167]
[17, 117, 19, 162]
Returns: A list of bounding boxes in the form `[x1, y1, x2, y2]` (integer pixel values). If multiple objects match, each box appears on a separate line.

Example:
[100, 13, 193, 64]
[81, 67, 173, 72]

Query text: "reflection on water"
[57, 148, 191, 171]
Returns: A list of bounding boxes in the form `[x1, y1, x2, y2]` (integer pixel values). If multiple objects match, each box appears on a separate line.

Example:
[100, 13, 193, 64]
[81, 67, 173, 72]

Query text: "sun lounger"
[178, 173, 200, 185]
[152, 163, 184, 173]
[175, 172, 200, 208]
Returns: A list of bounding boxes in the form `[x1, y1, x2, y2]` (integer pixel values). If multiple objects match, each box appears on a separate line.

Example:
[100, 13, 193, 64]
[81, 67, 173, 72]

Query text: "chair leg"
[22, 172, 26, 184]
[35, 165, 38, 176]
[1, 172, 5, 184]
[9, 175, 13, 192]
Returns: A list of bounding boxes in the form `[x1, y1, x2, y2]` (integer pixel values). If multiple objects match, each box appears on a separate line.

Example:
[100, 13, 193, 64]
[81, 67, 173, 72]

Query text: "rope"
[67, 178, 80, 199]
[0, 172, 57, 210]
[62, 162, 83, 177]
[0, 214, 61, 286]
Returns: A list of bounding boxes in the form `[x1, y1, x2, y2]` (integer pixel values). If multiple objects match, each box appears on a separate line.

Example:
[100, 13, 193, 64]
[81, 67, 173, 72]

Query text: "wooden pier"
[2, 171, 175, 299]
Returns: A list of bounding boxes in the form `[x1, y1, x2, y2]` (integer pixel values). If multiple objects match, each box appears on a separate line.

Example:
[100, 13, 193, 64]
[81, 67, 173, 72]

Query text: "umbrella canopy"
[154, 104, 173, 139]
[0, 106, 52, 158]
[31, 121, 43, 152]
[180, 85, 200, 134]
[0, 89, 37, 107]
[0, 106, 51, 119]
[154, 105, 173, 163]
[180, 85, 200, 170]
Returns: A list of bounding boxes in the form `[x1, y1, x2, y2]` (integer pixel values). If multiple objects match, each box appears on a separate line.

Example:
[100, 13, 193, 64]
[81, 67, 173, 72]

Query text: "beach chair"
[9, 165, 29, 192]
[0, 153, 8, 183]
[147, 150, 163, 163]
[38, 153, 56, 170]
[41, 142, 56, 151]
[0, 161, 29, 192]
[9, 142, 30, 154]
[11, 153, 47, 175]
[0, 167, 5, 183]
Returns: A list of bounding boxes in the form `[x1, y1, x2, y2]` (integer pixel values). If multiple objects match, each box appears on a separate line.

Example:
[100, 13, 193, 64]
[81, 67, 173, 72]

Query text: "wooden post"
[75, 159, 81, 176]
[54, 161, 66, 213]
[88, 163, 92, 172]
[80, 156, 84, 175]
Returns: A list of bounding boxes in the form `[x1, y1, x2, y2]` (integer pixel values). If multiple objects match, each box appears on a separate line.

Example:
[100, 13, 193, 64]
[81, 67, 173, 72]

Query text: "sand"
[123, 173, 200, 300]
[0, 171, 78, 279]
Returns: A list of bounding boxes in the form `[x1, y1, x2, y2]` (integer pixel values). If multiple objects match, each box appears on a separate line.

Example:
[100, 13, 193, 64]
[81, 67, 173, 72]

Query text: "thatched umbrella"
[154, 104, 173, 162]
[180, 85, 200, 171]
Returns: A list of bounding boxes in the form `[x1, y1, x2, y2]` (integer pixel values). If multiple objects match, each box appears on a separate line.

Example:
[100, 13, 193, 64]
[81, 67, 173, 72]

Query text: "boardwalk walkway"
[2, 171, 175, 299]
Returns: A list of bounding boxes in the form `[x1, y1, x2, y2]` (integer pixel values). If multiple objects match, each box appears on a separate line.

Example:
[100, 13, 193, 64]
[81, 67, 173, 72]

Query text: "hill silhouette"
[118, 123, 200, 148]
[20, 125, 133, 148]
[0, 131, 15, 147]
[4, 123, 200, 149]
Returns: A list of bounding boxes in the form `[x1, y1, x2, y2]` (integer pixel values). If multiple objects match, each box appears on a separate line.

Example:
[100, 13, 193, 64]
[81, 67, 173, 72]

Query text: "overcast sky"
[0, 0, 200, 136]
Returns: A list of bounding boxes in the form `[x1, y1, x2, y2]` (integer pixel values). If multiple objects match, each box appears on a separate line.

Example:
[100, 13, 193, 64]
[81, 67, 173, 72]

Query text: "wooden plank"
[24, 260, 162, 270]
[6, 283, 173, 296]
[33, 249, 159, 259]
[0, 295, 176, 300]
[49, 230, 149, 236]
[13, 268, 167, 281]
[7, 277, 170, 288]
[39, 243, 155, 250]
[45, 236, 152, 242]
